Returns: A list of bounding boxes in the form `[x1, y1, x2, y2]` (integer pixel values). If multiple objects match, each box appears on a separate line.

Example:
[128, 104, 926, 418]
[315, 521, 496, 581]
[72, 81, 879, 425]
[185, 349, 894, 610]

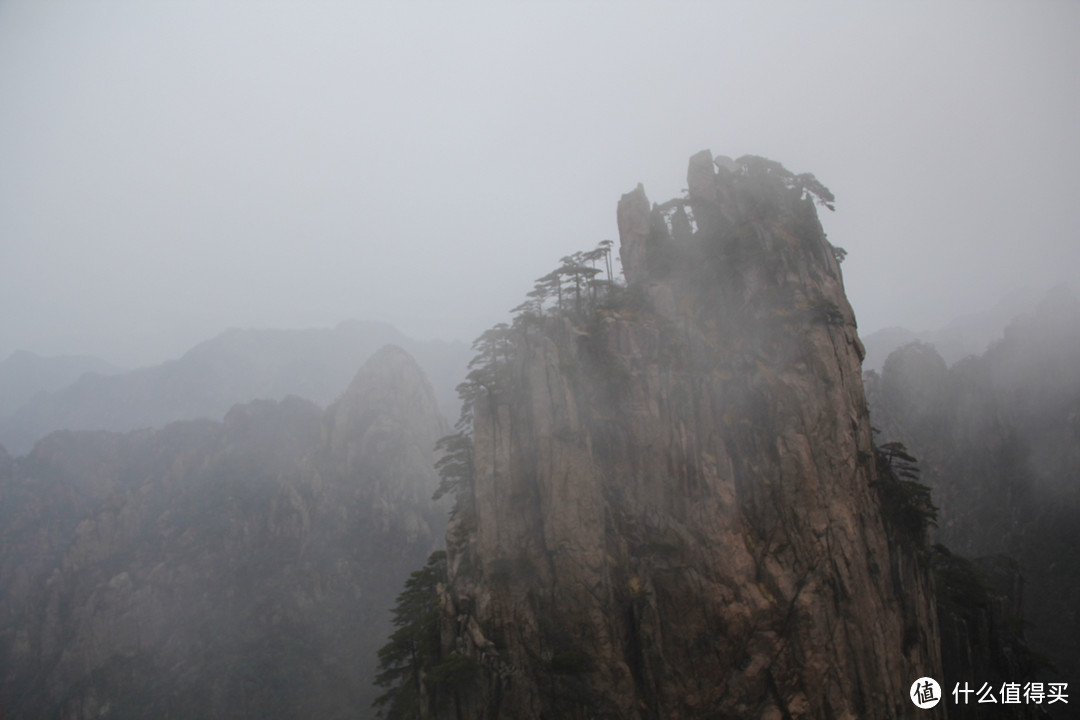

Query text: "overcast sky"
[2, 1, 1078, 367]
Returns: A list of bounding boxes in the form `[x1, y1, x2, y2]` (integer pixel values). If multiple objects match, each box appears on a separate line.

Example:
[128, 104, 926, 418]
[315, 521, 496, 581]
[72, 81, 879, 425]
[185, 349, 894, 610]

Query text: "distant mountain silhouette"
[0, 351, 123, 422]
[861, 287, 1044, 371]
[0, 320, 469, 455]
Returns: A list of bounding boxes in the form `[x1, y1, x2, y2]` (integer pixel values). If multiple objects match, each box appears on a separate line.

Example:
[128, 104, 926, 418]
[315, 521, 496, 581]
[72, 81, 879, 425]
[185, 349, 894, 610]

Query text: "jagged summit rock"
[434, 152, 939, 719]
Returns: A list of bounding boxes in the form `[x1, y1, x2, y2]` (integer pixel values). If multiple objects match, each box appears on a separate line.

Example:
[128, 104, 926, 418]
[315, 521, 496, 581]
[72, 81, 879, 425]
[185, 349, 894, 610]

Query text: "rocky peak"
[333, 344, 442, 428]
[434, 152, 939, 719]
[620, 149, 850, 334]
[324, 344, 448, 502]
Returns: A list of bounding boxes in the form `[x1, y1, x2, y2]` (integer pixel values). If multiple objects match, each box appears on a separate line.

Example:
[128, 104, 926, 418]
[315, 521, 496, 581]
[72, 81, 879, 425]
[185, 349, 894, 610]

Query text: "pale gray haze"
[2, 1, 1078, 367]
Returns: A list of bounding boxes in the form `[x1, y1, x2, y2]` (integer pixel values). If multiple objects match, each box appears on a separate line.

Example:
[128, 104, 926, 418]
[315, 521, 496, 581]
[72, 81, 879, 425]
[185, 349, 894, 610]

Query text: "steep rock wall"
[439, 153, 941, 719]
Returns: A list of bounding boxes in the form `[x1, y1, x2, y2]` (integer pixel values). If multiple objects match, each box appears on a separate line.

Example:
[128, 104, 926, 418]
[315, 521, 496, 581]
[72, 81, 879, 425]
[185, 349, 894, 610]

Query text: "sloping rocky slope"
[0, 345, 447, 720]
[436, 153, 941, 719]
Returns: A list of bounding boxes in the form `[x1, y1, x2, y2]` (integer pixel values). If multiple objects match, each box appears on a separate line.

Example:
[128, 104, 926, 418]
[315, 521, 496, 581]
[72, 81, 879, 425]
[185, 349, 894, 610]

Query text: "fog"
[2, 1, 1078, 367]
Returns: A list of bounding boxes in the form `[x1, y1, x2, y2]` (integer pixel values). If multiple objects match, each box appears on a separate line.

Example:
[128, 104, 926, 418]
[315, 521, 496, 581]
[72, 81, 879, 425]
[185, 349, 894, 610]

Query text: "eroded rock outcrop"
[0, 345, 447, 720]
[437, 153, 941, 718]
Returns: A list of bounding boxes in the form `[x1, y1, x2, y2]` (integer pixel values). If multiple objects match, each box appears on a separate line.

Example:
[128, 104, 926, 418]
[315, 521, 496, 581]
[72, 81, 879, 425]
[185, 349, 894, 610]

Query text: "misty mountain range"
[1, 151, 1074, 719]
[0, 320, 469, 457]
[0, 344, 448, 719]
[866, 283, 1080, 687]
[0, 352, 124, 424]
[860, 286, 1048, 371]
[4, 288, 1058, 461]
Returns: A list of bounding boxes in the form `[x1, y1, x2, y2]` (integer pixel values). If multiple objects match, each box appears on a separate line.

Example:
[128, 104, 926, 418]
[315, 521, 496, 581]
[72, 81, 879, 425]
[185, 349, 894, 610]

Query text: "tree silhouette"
[736, 155, 836, 211]
[558, 253, 601, 315]
[373, 551, 447, 719]
[534, 269, 564, 312]
[874, 441, 938, 539]
[598, 239, 614, 282]
[433, 431, 474, 502]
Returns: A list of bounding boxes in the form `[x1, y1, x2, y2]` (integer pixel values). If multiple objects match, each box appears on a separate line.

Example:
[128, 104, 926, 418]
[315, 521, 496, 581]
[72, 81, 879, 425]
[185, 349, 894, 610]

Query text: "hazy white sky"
[2, 1, 1078, 367]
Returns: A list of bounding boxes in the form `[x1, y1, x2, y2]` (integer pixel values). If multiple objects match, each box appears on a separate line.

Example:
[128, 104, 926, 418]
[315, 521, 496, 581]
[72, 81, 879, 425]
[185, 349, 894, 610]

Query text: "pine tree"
[373, 552, 446, 719]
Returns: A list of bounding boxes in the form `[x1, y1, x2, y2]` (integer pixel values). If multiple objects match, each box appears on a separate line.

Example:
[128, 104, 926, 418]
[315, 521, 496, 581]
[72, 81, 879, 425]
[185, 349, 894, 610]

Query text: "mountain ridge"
[0, 343, 448, 719]
[860, 286, 1048, 371]
[0, 350, 124, 423]
[0, 321, 469, 455]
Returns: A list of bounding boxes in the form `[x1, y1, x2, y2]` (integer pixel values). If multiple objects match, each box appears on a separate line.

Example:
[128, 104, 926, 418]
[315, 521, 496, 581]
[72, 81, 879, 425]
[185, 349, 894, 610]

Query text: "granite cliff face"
[0, 345, 446, 720]
[436, 153, 941, 718]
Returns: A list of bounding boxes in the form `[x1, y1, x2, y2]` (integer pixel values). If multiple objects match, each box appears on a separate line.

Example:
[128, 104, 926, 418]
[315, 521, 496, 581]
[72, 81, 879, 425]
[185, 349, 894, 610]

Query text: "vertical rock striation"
[438, 152, 941, 718]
